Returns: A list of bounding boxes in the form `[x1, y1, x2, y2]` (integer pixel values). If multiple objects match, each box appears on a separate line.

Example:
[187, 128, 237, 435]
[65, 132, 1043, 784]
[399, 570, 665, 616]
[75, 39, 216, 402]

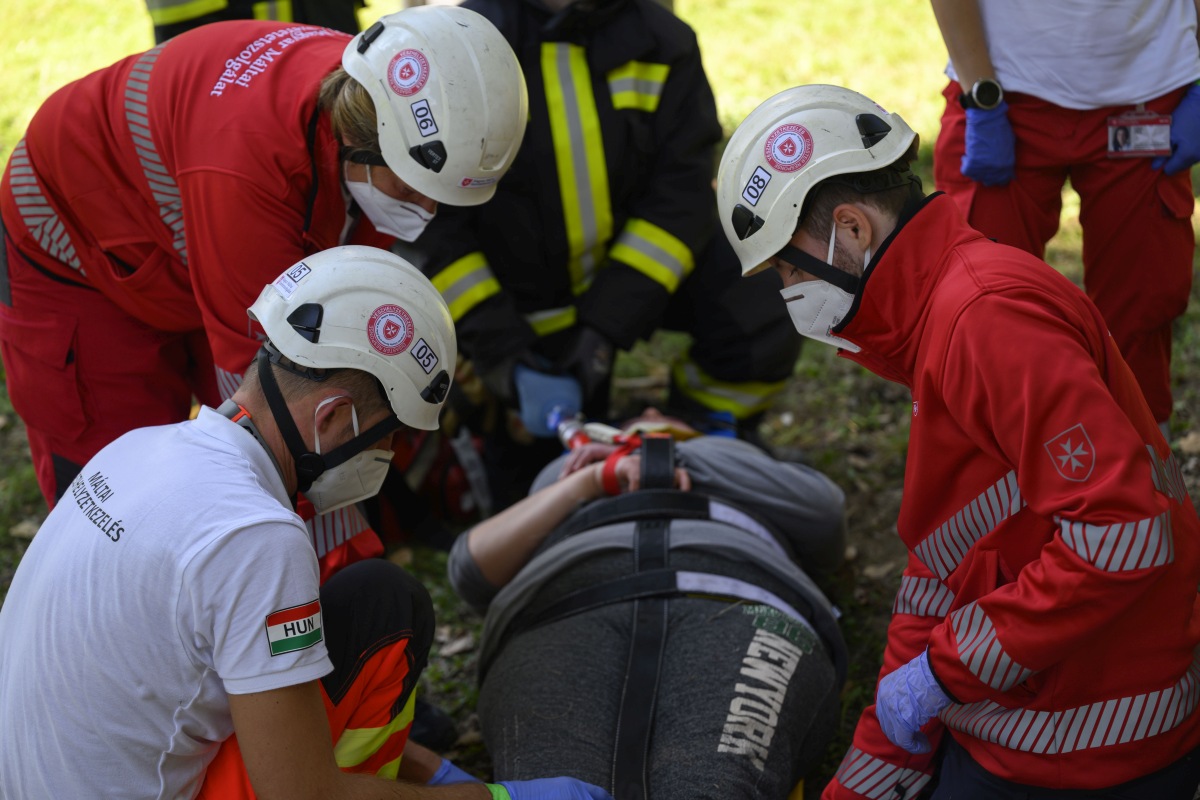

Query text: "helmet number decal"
[272, 262, 311, 300]
[410, 99, 439, 138]
[411, 338, 439, 375]
[764, 123, 814, 173]
[741, 166, 772, 207]
[388, 49, 430, 97]
[367, 304, 415, 356]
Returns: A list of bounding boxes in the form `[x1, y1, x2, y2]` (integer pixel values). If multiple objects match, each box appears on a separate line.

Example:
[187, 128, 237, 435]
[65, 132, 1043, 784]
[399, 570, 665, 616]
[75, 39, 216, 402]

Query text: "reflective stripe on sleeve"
[1147, 445, 1189, 504]
[892, 576, 955, 618]
[431, 252, 501, 322]
[124, 46, 189, 266]
[542, 43, 612, 295]
[609, 217, 694, 293]
[1058, 511, 1174, 572]
[215, 365, 243, 402]
[524, 305, 577, 337]
[831, 746, 933, 799]
[146, 0, 227, 26]
[914, 471, 1025, 580]
[671, 359, 785, 419]
[334, 691, 416, 777]
[951, 602, 1035, 692]
[308, 505, 371, 559]
[607, 60, 670, 112]
[5, 140, 85, 275]
[940, 653, 1200, 754]
[252, 0, 293, 21]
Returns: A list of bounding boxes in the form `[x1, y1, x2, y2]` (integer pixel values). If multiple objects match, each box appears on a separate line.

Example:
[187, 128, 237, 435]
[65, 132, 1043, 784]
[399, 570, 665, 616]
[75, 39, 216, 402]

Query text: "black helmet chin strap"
[256, 348, 401, 494]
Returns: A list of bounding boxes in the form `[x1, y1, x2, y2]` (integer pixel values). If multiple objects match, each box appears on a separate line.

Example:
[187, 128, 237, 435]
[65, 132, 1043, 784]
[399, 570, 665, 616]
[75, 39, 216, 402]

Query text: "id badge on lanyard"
[1107, 106, 1171, 158]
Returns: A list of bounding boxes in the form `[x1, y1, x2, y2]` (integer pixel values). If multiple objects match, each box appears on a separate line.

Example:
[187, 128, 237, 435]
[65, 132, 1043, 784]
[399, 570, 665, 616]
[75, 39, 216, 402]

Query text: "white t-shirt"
[946, 0, 1200, 109]
[0, 407, 333, 800]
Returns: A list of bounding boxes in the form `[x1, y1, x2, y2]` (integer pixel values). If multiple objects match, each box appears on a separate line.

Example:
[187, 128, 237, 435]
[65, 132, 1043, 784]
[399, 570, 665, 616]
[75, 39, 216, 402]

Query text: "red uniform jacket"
[824, 195, 1200, 796]
[0, 22, 391, 575]
[0, 21, 390, 394]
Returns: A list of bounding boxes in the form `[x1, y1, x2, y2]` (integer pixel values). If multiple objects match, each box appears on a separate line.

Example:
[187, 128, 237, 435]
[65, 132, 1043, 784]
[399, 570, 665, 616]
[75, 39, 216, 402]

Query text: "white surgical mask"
[345, 164, 435, 242]
[779, 225, 867, 353]
[305, 396, 394, 514]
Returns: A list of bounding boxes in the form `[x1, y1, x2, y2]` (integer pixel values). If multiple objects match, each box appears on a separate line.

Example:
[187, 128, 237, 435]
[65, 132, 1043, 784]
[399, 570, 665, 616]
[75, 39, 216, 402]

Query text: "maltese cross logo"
[384, 320, 400, 340]
[1043, 423, 1095, 482]
[779, 137, 797, 157]
[399, 63, 414, 81]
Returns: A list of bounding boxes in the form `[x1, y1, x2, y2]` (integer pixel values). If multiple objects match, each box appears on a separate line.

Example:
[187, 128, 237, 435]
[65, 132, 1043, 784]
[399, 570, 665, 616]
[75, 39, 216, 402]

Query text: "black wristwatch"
[959, 78, 1004, 111]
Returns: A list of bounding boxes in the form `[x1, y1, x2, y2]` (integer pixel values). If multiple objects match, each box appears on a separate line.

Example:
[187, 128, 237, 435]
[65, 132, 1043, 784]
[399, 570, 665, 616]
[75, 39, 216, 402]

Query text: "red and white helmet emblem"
[367, 304, 415, 356]
[1044, 423, 1095, 482]
[388, 49, 430, 97]
[764, 124, 814, 173]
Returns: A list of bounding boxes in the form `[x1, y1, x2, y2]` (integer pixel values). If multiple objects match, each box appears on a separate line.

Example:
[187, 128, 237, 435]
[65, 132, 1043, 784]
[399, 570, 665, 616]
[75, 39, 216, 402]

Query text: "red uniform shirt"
[824, 195, 1200, 796]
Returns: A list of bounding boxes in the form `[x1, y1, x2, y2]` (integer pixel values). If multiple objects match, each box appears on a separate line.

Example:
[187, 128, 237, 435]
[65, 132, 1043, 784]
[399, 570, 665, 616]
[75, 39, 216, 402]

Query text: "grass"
[1, 1, 1198, 798]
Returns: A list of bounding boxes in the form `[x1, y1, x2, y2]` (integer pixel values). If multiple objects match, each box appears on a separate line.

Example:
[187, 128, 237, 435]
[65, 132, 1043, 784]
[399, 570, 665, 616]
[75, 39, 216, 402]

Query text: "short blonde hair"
[318, 66, 381, 160]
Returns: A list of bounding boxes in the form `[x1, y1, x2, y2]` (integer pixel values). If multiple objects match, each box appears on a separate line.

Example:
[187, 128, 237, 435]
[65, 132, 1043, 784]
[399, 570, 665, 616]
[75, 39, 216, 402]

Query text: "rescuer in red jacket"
[718, 84, 1200, 799]
[0, 6, 527, 579]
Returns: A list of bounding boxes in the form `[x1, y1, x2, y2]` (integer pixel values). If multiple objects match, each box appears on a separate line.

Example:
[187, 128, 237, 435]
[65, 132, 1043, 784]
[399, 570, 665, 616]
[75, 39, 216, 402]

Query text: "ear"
[832, 202, 874, 250]
[312, 393, 354, 441]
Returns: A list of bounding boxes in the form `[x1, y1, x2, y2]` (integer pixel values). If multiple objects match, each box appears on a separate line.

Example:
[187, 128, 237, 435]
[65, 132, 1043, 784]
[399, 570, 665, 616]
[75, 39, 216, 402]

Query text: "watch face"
[974, 80, 1002, 109]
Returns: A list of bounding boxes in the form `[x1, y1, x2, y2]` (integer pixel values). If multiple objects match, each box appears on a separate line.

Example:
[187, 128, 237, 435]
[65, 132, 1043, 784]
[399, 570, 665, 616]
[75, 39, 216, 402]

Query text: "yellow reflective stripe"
[375, 754, 403, 781]
[607, 61, 670, 112]
[525, 305, 577, 336]
[333, 692, 416, 771]
[252, 0, 293, 20]
[432, 252, 501, 321]
[609, 217, 694, 293]
[542, 43, 612, 295]
[671, 360, 786, 418]
[146, 0, 227, 25]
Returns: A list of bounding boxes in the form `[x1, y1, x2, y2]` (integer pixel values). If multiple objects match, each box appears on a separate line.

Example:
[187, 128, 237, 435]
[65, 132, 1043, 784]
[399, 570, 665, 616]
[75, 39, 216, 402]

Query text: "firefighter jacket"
[822, 194, 1200, 796]
[399, 0, 724, 371]
[0, 21, 387, 397]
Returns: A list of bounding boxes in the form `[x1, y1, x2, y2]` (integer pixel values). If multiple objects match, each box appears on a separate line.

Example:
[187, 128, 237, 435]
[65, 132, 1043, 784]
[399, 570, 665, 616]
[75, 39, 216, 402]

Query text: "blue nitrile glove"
[1153, 83, 1200, 174]
[428, 758, 480, 785]
[487, 777, 615, 800]
[513, 363, 583, 438]
[961, 102, 1015, 186]
[874, 650, 952, 754]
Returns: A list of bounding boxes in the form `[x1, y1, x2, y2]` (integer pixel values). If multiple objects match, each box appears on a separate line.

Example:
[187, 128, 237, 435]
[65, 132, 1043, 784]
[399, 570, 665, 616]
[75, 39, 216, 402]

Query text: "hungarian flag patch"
[265, 600, 323, 656]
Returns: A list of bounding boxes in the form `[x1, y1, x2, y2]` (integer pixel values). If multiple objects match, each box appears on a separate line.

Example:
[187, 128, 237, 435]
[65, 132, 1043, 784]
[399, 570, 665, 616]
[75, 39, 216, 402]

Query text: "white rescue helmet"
[342, 6, 529, 207]
[248, 245, 456, 431]
[717, 84, 918, 275]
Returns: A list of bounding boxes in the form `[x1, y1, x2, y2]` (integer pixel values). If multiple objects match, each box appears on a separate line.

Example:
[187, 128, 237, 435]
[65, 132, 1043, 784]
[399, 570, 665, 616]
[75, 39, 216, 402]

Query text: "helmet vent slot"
[287, 303, 324, 344]
[856, 113, 892, 148]
[731, 204, 765, 240]
[358, 21, 385, 54]
[409, 141, 447, 173]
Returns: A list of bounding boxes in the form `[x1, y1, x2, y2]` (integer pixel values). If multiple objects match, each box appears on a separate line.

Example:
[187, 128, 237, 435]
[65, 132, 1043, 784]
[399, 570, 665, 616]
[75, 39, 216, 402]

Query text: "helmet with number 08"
[342, 5, 529, 207]
[248, 245, 456, 431]
[716, 84, 918, 275]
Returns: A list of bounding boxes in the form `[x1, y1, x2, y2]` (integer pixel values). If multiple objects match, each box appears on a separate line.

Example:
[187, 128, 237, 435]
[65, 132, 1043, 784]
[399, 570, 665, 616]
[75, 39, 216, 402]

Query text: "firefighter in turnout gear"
[395, 0, 801, 508]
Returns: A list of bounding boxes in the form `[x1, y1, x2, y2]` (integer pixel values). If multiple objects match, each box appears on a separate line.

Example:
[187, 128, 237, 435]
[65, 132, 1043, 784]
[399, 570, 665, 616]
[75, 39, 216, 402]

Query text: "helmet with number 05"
[248, 245, 456, 431]
[717, 84, 917, 275]
[342, 5, 528, 207]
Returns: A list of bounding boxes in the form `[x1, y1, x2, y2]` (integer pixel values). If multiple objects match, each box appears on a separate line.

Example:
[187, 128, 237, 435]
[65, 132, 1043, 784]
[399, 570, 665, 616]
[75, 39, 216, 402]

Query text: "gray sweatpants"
[479, 597, 839, 799]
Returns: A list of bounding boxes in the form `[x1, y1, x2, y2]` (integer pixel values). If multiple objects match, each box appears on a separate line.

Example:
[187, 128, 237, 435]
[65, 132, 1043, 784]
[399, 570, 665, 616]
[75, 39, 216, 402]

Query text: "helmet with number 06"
[717, 84, 917, 275]
[248, 245, 456, 431]
[342, 6, 528, 207]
